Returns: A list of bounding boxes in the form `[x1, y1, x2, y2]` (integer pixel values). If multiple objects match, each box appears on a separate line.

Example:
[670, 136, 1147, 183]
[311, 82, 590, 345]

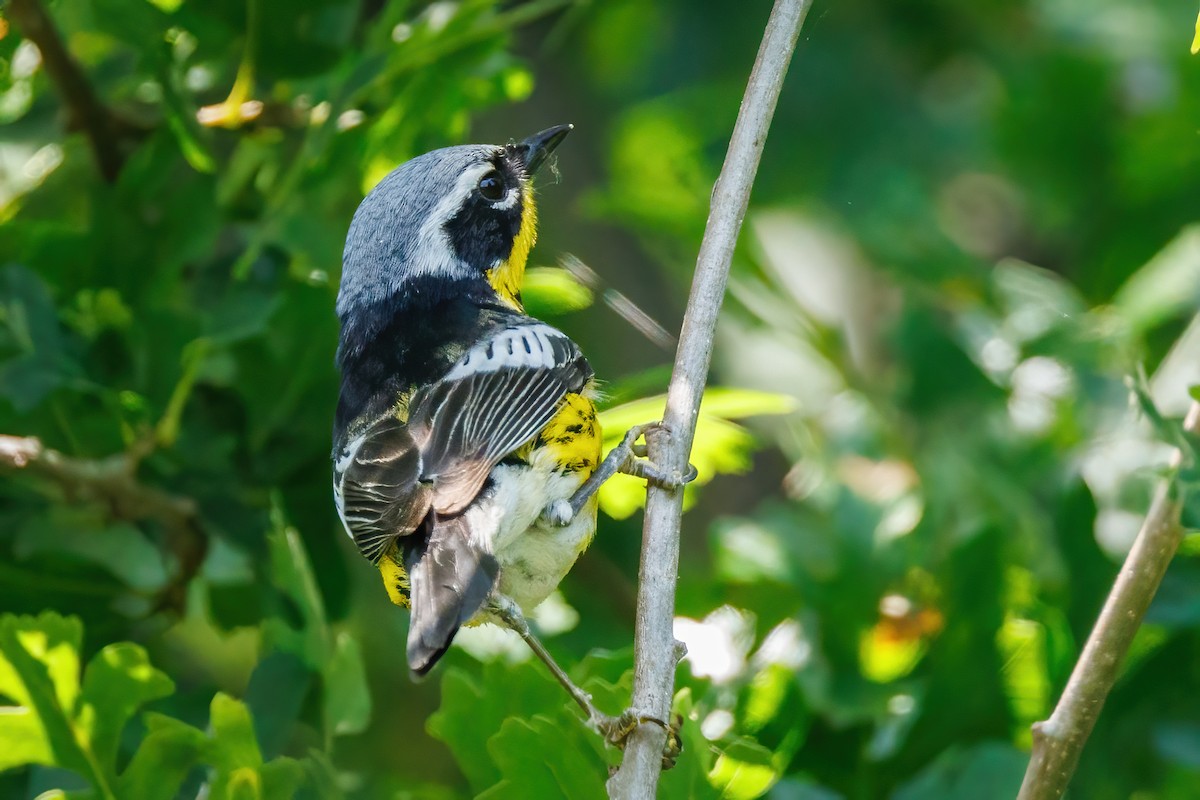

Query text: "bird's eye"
[478, 171, 505, 202]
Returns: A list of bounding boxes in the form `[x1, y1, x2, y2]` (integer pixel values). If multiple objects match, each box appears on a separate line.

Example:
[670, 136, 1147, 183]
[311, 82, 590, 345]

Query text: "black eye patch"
[478, 171, 505, 202]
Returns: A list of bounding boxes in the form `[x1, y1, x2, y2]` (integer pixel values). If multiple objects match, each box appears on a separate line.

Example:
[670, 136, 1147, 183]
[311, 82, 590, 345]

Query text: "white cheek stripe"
[407, 163, 499, 281]
[404, 159, 524, 280]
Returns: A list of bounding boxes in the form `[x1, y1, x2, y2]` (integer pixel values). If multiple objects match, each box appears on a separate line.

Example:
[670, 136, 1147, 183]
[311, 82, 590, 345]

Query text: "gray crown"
[337, 144, 498, 320]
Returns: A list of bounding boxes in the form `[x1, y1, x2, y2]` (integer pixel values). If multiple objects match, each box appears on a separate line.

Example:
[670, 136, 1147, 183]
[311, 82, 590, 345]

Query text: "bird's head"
[337, 124, 572, 328]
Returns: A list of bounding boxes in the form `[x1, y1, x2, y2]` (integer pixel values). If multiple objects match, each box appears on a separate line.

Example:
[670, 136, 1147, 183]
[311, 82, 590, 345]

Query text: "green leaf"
[708, 738, 780, 800]
[263, 499, 330, 669]
[156, 58, 218, 174]
[742, 664, 794, 733]
[323, 632, 371, 737]
[204, 287, 282, 346]
[712, 517, 795, 585]
[0, 613, 96, 784]
[597, 388, 796, 435]
[428, 663, 557, 793]
[1113, 226, 1200, 334]
[522, 267, 594, 315]
[209, 692, 263, 772]
[892, 742, 1026, 800]
[573, 647, 636, 716]
[991, 258, 1088, 342]
[0, 706, 50, 770]
[258, 756, 307, 800]
[762, 777, 843, 799]
[116, 714, 209, 800]
[0, 263, 79, 411]
[206, 693, 307, 800]
[243, 652, 313, 759]
[592, 101, 711, 234]
[78, 643, 175, 768]
[118, 691, 303, 800]
[262, 498, 368, 746]
[1128, 367, 1194, 460]
[486, 715, 607, 799]
[15, 513, 170, 594]
[995, 615, 1050, 747]
[300, 750, 347, 800]
[0, 613, 212, 798]
[692, 387, 799, 420]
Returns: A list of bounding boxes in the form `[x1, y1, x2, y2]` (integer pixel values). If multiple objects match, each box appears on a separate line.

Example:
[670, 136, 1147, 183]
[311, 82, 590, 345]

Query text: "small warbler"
[332, 125, 688, 755]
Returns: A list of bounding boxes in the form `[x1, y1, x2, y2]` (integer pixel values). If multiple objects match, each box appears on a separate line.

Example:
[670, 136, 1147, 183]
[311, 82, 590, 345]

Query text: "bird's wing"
[334, 415, 433, 564]
[408, 321, 593, 515]
[335, 319, 591, 562]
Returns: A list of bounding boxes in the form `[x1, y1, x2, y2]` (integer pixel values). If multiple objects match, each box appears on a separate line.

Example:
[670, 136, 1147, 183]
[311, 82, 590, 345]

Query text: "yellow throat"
[486, 186, 536, 310]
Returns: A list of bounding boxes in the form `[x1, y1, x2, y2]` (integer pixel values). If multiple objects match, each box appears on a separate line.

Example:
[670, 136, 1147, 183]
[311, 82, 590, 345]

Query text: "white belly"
[462, 461, 597, 614]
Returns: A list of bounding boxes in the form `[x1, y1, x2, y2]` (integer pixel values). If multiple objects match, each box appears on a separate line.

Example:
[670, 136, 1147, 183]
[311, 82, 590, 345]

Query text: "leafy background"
[3, 0, 1200, 797]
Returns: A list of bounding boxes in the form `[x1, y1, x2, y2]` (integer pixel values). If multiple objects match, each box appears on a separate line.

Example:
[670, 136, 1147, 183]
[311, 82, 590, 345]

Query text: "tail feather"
[404, 514, 498, 675]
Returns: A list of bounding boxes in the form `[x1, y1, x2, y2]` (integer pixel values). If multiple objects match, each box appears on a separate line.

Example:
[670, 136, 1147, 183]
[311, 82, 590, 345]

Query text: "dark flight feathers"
[334, 318, 592, 672]
[411, 329, 588, 514]
[405, 514, 499, 674]
[336, 416, 432, 564]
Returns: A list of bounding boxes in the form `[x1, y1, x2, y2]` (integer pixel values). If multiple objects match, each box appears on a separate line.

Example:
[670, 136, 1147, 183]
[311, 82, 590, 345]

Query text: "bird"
[331, 125, 691, 754]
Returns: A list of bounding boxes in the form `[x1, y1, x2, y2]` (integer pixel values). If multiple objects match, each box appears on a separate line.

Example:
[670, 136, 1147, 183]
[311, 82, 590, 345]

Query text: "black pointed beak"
[517, 124, 573, 175]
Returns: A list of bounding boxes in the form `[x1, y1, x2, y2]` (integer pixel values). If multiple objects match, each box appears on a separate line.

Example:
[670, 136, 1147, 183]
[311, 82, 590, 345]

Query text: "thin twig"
[605, 1, 812, 797]
[1018, 401, 1200, 799]
[6, 0, 142, 182]
[0, 434, 206, 611]
[560, 255, 677, 351]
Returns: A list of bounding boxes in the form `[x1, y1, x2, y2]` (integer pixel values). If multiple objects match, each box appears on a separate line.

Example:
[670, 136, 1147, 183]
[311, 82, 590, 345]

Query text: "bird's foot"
[540, 422, 698, 529]
[615, 422, 698, 490]
[619, 455, 698, 490]
[592, 709, 683, 771]
[539, 498, 575, 528]
[493, 593, 683, 769]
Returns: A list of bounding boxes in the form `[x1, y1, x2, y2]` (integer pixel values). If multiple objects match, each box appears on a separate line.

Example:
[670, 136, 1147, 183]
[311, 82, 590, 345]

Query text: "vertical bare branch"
[1018, 401, 1200, 799]
[606, 1, 813, 797]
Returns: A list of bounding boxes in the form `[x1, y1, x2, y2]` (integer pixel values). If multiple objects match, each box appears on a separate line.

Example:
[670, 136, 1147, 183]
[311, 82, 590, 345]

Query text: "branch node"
[2, 433, 208, 614]
[1018, 400, 1200, 799]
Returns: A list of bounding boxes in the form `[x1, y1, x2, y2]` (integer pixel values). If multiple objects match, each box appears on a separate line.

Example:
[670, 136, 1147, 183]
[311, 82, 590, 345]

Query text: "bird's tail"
[404, 513, 498, 675]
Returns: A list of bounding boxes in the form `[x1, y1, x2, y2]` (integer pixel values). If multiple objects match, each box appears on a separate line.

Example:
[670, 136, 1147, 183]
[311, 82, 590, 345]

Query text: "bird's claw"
[613, 422, 698, 490]
[594, 709, 683, 771]
[621, 457, 698, 490]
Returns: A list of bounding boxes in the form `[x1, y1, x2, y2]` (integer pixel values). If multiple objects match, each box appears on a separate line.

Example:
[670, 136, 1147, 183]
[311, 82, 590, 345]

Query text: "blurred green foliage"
[3, 0, 1200, 798]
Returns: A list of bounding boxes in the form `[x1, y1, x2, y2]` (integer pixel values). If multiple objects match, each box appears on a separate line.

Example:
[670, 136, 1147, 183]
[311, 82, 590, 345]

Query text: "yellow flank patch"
[378, 550, 411, 608]
[391, 388, 414, 424]
[487, 185, 537, 310]
[534, 393, 602, 477]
